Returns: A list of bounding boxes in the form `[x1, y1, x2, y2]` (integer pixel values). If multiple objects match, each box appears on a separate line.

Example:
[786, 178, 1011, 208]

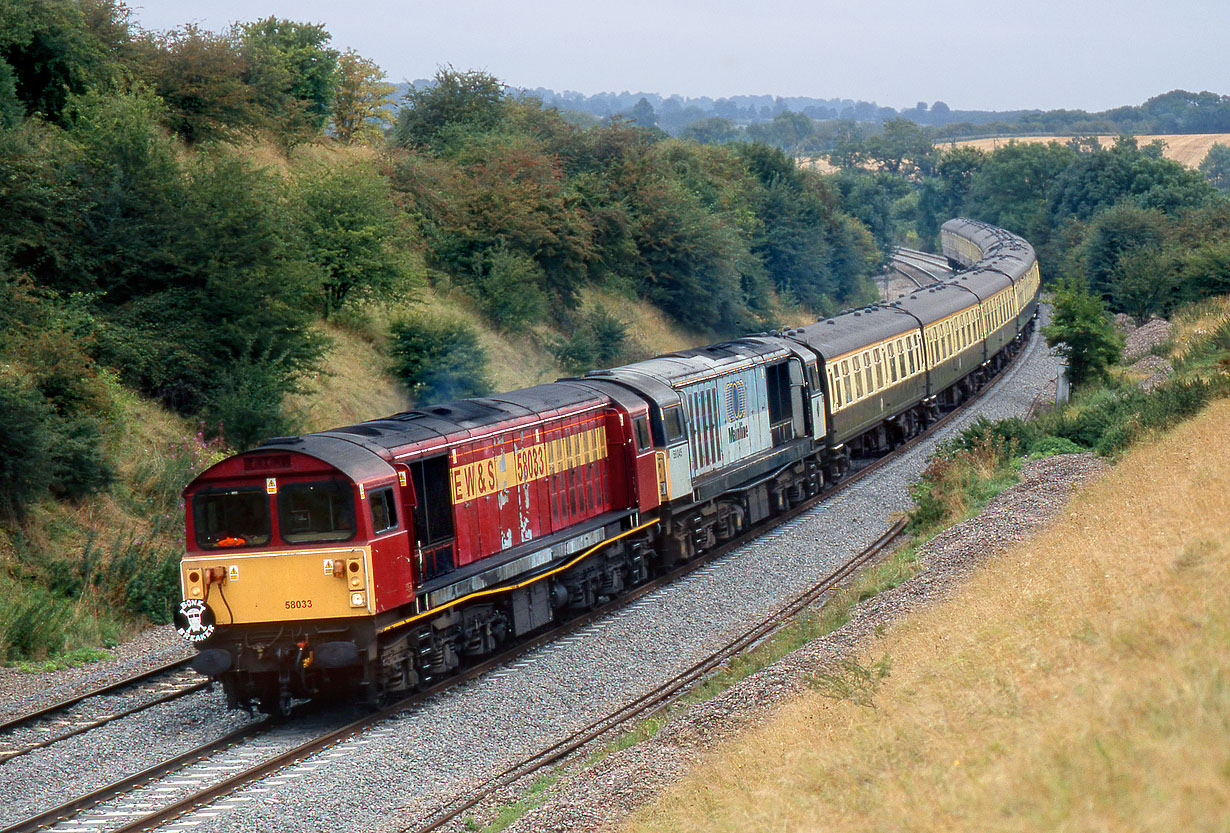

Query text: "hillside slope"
[623, 396, 1228, 833]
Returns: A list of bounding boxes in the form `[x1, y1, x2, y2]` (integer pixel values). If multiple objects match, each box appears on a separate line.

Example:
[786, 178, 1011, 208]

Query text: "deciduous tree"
[1199, 142, 1230, 191]
[239, 17, 337, 143]
[292, 160, 416, 318]
[1043, 277, 1123, 387]
[392, 68, 506, 154]
[330, 48, 393, 144]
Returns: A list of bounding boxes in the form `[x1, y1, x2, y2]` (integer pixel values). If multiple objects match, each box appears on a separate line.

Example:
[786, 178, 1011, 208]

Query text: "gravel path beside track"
[0, 314, 1061, 833]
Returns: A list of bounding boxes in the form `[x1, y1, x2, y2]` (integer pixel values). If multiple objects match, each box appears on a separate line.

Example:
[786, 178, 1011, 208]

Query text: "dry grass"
[578, 286, 705, 359]
[625, 398, 1230, 833]
[943, 133, 1230, 168]
[288, 281, 714, 418]
[1168, 295, 1230, 362]
[800, 134, 1230, 173]
[285, 322, 412, 433]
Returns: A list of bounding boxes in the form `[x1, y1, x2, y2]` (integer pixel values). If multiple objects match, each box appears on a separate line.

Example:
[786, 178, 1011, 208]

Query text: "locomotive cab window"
[277, 480, 356, 543]
[632, 415, 652, 452]
[656, 405, 685, 444]
[193, 487, 271, 549]
[369, 487, 398, 535]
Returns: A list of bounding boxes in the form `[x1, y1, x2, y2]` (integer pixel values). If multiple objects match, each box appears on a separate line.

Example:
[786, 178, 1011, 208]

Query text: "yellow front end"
[181, 545, 374, 625]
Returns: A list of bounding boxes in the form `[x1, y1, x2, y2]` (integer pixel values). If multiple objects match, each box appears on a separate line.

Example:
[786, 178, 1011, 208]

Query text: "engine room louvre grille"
[243, 454, 292, 471]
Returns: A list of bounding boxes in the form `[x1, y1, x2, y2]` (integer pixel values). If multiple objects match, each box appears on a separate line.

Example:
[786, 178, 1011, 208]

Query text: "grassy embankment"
[621, 318, 1230, 832]
[0, 177, 708, 666]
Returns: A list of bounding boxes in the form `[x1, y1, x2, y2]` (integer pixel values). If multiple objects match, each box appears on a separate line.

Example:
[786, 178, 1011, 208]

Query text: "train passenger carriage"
[893, 285, 987, 406]
[787, 304, 926, 459]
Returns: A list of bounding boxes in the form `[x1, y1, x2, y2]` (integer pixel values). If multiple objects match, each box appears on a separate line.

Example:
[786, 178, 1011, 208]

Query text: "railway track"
[403, 318, 1043, 833]
[890, 247, 952, 288]
[403, 518, 909, 833]
[1, 324, 1041, 833]
[0, 658, 204, 765]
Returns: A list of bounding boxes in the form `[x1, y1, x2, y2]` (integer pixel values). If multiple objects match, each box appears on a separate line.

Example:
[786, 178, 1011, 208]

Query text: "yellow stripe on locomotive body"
[449, 425, 608, 504]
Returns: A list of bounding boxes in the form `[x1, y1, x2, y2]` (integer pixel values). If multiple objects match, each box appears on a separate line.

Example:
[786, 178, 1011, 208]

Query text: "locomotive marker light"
[350, 592, 365, 607]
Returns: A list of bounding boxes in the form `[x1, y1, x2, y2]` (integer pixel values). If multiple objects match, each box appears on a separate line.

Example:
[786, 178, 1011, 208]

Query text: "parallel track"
[404, 518, 909, 833]
[5, 325, 1042, 833]
[0, 658, 204, 765]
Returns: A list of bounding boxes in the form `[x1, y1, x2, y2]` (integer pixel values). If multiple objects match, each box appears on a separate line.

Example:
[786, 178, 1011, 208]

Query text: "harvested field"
[942, 133, 1230, 168]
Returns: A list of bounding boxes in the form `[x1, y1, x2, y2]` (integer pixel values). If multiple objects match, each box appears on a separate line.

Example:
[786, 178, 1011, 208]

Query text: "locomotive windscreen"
[193, 488, 272, 549]
[277, 481, 356, 543]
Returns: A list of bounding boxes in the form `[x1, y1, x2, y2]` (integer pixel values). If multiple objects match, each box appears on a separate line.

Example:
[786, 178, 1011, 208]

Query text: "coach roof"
[786, 303, 918, 360]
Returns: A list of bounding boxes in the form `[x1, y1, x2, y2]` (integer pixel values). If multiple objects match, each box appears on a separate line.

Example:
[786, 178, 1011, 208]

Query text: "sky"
[125, 0, 1230, 113]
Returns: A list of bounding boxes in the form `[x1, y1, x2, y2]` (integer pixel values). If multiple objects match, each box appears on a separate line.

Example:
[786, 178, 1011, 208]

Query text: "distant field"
[941, 133, 1230, 168]
[797, 133, 1230, 173]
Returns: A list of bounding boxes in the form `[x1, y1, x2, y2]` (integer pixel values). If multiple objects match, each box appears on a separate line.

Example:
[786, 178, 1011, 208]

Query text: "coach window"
[370, 487, 398, 535]
[887, 342, 898, 383]
[842, 361, 853, 402]
[633, 415, 651, 452]
[874, 349, 884, 389]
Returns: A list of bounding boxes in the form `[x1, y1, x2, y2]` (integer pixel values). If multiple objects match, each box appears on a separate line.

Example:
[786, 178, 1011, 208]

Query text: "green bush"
[0, 582, 75, 661]
[0, 377, 56, 520]
[114, 542, 184, 625]
[389, 316, 491, 405]
[1027, 436, 1089, 458]
[469, 246, 548, 333]
[550, 305, 631, 374]
[200, 359, 297, 450]
[1043, 277, 1124, 387]
[907, 433, 1020, 535]
[948, 415, 1043, 456]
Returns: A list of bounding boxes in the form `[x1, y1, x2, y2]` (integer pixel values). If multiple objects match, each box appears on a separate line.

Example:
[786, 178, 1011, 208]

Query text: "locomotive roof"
[250, 434, 397, 484]
[785, 303, 918, 360]
[588, 338, 787, 389]
[257, 382, 610, 466]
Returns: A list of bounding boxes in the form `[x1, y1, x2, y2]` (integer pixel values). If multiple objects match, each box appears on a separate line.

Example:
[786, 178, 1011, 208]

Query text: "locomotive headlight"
[347, 559, 363, 589]
[350, 592, 365, 608]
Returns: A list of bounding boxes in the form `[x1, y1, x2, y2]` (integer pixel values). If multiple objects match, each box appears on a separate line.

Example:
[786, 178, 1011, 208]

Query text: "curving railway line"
[1, 307, 1050, 833]
[0, 220, 1056, 833]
